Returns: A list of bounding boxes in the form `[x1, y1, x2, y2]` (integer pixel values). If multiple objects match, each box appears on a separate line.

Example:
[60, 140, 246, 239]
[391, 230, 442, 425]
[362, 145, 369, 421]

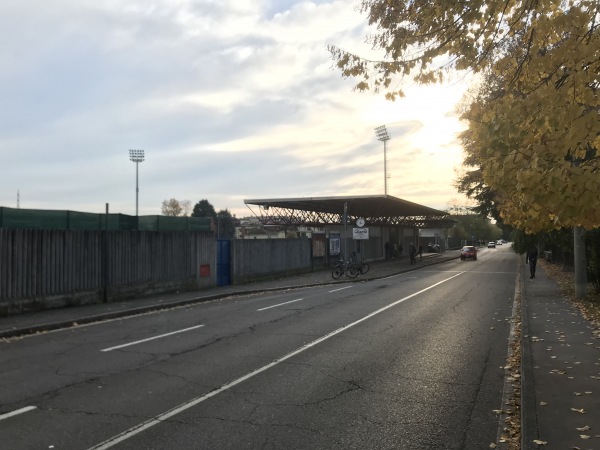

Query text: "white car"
[488, 241, 496, 248]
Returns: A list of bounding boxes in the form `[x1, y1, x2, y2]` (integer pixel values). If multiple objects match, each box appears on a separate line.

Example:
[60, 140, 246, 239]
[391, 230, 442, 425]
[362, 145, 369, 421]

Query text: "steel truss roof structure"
[244, 195, 455, 228]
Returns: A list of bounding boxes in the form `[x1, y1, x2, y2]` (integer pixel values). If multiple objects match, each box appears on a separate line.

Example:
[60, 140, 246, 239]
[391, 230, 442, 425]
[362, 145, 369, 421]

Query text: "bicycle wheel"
[360, 262, 369, 274]
[332, 266, 344, 279]
[346, 264, 359, 278]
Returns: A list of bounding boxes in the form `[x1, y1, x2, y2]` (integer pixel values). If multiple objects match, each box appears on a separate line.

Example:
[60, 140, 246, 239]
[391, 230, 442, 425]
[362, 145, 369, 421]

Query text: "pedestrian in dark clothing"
[526, 247, 538, 279]
[409, 243, 416, 265]
[385, 241, 391, 260]
[418, 245, 423, 261]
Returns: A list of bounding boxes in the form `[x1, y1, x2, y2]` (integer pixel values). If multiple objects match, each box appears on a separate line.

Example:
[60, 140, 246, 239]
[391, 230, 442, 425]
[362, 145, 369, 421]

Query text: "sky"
[0, 0, 472, 219]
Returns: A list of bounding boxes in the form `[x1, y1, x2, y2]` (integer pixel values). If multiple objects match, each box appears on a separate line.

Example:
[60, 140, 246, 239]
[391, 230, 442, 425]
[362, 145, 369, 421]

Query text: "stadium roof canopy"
[244, 195, 455, 228]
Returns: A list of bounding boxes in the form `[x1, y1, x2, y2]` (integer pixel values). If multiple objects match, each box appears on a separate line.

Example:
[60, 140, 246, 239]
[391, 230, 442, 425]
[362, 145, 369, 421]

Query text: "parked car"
[460, 245, 478, 260]
[488, 241, 496, 248]
[496, 240, 503, 245]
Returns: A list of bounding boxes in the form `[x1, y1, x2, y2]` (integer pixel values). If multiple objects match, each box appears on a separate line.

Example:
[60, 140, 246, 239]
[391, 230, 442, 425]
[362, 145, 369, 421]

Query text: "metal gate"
[216, 239, 231, 286]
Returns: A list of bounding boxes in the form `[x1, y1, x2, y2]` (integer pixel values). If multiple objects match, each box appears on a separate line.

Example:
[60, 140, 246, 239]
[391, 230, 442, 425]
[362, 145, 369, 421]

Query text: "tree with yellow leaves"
[460, 30, 599, 232]
[330, 0, 599, 232]
[330, 0, 599, 296]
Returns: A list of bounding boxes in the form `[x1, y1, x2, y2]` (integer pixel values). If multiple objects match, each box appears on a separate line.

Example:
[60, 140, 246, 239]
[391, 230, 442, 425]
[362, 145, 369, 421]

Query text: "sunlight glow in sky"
[0, 0, 472, 217]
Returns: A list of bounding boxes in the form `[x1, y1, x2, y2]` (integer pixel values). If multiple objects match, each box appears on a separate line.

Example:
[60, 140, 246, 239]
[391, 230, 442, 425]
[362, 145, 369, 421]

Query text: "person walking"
[526, 246, 538, 279]
[385, 241, 391, 260]
[409, 243, 416, 265]
[418, 244, 423, 261]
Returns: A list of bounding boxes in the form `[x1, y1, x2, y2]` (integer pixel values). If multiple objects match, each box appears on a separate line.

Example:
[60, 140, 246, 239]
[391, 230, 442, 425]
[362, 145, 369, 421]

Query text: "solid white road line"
[87, 271, 465, 450]
[257, 298, 303, 311]
[0, 406, 37, 421]
[496, 269, 522, 443]
[100, 325, 205, 352]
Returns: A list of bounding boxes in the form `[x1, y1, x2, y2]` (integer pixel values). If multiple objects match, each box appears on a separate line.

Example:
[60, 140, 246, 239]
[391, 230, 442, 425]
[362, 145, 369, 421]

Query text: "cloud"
[0, 0, 471, 216]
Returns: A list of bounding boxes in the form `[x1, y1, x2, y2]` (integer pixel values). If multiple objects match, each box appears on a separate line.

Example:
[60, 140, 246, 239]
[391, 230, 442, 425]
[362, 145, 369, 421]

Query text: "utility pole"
[343, 202, 348, 259]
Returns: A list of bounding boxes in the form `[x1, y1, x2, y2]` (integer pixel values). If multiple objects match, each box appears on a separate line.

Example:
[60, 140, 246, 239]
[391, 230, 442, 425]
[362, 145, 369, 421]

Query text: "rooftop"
[244, 195, 454, 228]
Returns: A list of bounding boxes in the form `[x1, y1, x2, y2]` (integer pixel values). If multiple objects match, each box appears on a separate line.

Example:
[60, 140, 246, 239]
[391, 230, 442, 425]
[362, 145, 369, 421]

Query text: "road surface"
[1, 245, 518, 449]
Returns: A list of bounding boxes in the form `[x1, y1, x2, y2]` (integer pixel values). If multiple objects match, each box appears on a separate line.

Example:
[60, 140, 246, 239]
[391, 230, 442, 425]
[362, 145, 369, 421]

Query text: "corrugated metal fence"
[0, 229, 215, 314]
[1, 228, 331, 315]
[232, 238, 313, 283]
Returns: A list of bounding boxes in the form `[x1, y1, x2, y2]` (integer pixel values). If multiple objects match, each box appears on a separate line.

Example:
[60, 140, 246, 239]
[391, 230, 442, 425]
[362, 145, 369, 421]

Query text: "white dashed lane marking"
[257, 298, 303, 311]
[100, 325, 205, 352]
[0, 406, 37, 422]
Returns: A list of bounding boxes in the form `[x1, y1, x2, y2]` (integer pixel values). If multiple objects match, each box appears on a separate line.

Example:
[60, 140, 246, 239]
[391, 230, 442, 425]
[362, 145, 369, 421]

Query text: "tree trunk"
[574, 226, 587, 298]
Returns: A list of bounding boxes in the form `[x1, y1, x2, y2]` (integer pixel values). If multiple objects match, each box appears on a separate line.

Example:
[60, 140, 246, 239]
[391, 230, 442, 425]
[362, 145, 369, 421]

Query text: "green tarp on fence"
[0, 207, 212, 232]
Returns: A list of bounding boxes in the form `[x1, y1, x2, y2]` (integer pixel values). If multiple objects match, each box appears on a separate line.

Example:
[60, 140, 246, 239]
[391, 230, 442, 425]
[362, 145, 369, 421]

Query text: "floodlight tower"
[129, 149, 145, 216]
[375, 125, 391, 195]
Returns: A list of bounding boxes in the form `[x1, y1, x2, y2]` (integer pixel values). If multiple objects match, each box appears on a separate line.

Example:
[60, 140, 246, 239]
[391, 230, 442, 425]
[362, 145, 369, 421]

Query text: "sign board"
[312, 234, 326, 257]
[353, 227, 369, 240]
[329, 234, 341, 255]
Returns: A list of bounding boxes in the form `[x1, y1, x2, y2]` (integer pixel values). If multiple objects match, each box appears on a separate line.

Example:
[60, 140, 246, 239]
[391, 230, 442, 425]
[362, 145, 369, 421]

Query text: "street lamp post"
[129, 149, 145, 216]
[375, 125, 391, 195]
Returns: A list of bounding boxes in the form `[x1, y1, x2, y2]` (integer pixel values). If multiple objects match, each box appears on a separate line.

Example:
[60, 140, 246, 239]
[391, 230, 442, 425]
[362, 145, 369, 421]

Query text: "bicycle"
[331, 255, 359, 279]
[347, 252, 369, 275]
[352, 253, 369, 275]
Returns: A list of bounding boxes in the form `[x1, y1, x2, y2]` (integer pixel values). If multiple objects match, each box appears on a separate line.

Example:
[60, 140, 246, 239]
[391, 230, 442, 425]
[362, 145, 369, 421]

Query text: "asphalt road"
[1, 245, 518, 449]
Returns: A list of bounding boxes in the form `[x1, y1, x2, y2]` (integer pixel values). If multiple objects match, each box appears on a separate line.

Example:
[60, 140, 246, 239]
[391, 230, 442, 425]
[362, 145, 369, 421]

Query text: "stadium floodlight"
[374, 125, 391, 195]
[129, 149, 145, 216]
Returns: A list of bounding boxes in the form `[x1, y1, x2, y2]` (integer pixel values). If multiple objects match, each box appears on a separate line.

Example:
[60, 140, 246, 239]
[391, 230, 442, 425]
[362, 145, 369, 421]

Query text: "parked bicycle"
[331, 255, 359, 279]
[331, 253, 369, 279]
[350, 252, 369, 275]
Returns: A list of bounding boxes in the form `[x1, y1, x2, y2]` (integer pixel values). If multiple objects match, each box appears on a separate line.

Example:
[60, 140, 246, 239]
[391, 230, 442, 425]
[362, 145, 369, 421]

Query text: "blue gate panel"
[216, 239, 231, 286]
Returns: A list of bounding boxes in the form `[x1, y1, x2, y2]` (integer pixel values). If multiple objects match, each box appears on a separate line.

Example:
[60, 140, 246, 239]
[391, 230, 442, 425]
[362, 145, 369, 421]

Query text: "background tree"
[162, 198, 183, 217]
[446, 201, 502, 247]
[216, 209, 237, 239]
[191, 199, 217, 218]
[191, 200, 238, 239]
[180, 200, 192, 217]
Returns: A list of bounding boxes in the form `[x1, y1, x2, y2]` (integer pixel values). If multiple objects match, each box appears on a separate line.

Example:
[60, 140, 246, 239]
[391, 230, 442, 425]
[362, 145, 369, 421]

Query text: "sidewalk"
[521, 261, 600, 449]
[0, 252, 452, 339]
